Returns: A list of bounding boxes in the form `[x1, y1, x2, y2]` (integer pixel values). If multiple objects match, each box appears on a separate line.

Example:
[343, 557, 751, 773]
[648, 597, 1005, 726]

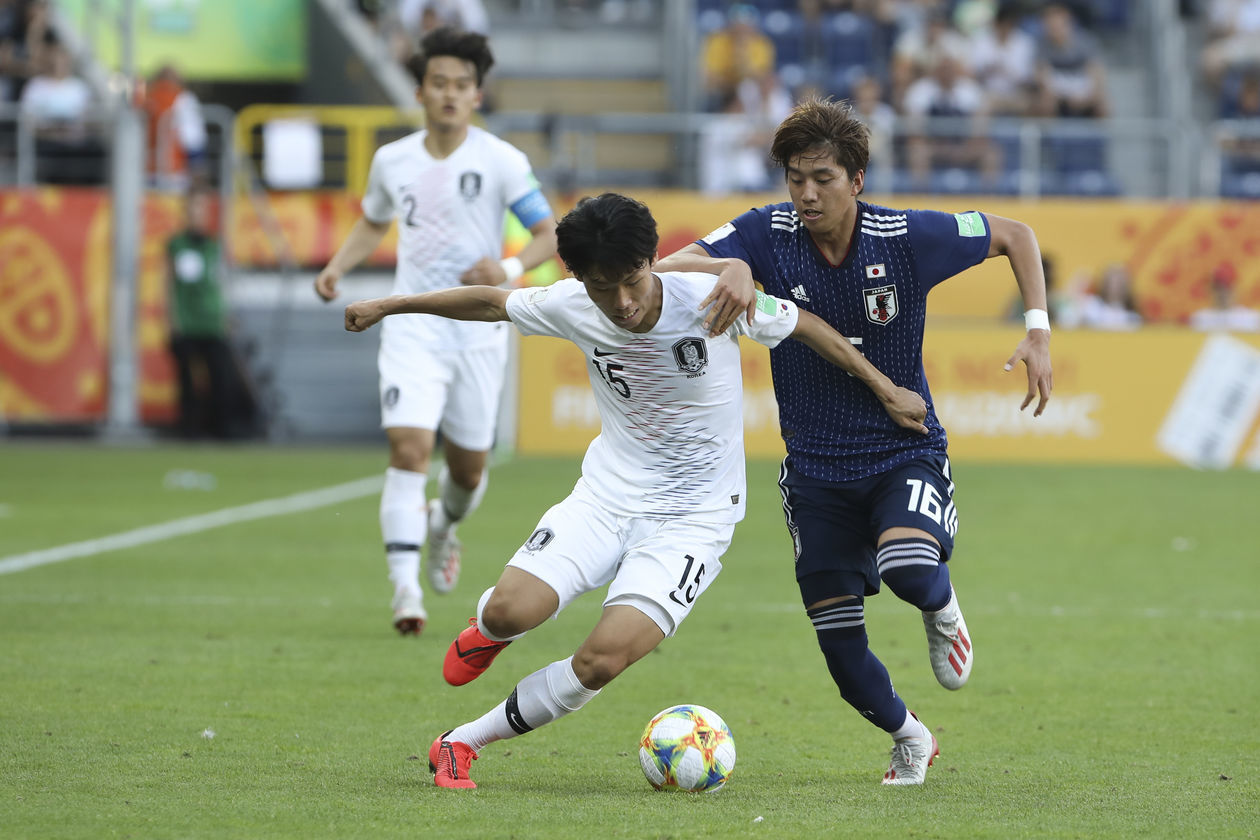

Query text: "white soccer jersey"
[505, 272, 800, 523]
[362, 126, 542, 350]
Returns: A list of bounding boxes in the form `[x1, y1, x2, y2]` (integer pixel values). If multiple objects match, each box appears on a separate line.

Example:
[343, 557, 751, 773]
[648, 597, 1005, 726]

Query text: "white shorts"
[377, 339, 508, 451]
[506, 485, 734, 637]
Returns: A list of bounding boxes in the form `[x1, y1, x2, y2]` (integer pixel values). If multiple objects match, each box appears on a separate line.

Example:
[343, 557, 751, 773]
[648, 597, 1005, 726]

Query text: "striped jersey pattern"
[698, 200, 991, 482]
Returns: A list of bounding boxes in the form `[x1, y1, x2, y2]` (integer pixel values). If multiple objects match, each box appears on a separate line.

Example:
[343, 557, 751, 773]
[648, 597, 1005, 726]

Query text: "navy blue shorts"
[777, 453, 958, 603]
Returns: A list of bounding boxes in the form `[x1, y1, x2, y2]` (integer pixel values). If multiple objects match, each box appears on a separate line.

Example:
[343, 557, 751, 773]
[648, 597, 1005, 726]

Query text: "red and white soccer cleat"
[425, 507, 462, 595]
[391, 587, 426, 636]
[429, 730, 478, 789]
[882, 713, 939, 786]
[923, 587, 972, 689]
[443, 617, 512, 686]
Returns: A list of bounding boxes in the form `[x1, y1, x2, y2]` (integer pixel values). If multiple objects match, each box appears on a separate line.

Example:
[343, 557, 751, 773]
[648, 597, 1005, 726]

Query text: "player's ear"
[852, 169, 865, 196]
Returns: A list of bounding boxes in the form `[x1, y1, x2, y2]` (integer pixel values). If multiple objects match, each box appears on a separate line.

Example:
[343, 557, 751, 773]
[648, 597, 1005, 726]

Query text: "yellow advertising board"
[517, 328, 1260, 467]
[598, 191, 1260, 325]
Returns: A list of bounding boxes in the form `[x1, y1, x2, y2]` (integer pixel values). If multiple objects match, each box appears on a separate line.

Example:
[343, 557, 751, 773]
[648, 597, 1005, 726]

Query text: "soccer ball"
[639, 704, 736, 793]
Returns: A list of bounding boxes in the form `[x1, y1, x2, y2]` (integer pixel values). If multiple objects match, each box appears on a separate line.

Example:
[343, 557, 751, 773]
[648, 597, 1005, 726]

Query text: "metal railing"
[2, 103, 1259, 200]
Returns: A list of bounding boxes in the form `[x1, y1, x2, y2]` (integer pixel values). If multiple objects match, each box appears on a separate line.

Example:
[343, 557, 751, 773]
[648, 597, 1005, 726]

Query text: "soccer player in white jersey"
[654, 97, 1054, 785]
[315, 28, 558, 636]
[343, 193, 930, 789]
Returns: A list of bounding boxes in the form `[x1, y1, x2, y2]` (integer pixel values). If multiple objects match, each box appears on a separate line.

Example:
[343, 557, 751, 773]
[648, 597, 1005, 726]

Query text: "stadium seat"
[823, 12, 876, 73]
[1040, 168, 1121, 196]
[697, 8, 726, 36]
[1220, 157, 1260, 199]
[763, 9, 804, 68]
[1093, 0, 1130, 29]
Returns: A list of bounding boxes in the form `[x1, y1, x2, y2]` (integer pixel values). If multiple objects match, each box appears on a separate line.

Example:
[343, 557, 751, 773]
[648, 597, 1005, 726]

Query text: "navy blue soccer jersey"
[697, 200, 991, 482]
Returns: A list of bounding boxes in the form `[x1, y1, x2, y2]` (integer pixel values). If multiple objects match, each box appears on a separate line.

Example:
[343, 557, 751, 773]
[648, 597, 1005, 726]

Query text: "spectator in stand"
[1034, 1, 1109, 118]
[137, 63, 208, 191]
[19, 38, 104, 184]
[1071, 263, 1141, 330]
[0, 0, 50, 103]
[700, 72, 793, 195]
[700, 88, 774, 195]
[1189, 266, 1260, 332]
[1220, 72, 1260, 171]
[850, 74, 897, 190]
[1202, 0, 1260, 88]
[968, 1, 1037, 116]
[888, 6, 970, 109]
[398, 0, 489, 37]
[901, 53, 1002, 188]
[701, 4, 775, 112]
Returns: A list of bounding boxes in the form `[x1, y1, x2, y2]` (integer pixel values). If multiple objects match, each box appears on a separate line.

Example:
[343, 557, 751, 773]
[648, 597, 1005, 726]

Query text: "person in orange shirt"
[701, 4, 775, 111]
[137, 63, 207, 190]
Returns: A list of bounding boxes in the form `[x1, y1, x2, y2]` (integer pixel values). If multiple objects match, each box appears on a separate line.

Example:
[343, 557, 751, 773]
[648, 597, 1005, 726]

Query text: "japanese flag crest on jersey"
[864, 284, 898, 325]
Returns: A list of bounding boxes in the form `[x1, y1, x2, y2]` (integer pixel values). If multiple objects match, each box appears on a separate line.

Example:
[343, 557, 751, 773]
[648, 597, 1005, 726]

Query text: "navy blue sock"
[877, 538, 952, 612]
[808, 599, 907, 733]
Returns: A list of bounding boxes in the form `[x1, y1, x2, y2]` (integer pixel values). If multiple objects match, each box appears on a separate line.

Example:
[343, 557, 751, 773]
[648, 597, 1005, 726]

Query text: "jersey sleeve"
[695, 207, 775, 283]
[730, 290, 799, 349]
[499, 144, 553, 228]
[360, 149, 394, 224]
[905, 208, 991, 289]
[504, 281, 574, 339]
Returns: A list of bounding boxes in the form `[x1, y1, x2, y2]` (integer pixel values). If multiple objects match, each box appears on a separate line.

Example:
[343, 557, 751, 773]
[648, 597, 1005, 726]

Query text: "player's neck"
[423, 124, 470, 159]
[808, 206, 858, 266]
[627, 275, 664, 334]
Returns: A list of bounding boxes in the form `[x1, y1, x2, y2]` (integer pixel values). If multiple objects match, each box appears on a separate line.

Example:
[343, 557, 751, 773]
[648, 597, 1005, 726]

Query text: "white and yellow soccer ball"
[639, 704, 736, 792]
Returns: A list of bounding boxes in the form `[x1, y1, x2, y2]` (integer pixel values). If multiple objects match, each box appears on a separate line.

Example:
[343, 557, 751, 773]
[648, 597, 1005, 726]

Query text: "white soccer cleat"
[391, 587, 427, 636]
[923, 587, 972, 690]
[882, 714, 939, 786]
[425, 506, 462, 595]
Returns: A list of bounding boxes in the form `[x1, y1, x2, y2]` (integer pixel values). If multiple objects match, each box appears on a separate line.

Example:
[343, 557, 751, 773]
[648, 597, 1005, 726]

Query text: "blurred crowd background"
[2, 0, 1260, 453]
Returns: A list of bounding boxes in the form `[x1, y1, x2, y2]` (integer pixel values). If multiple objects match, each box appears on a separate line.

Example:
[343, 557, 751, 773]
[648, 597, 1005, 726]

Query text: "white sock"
[447, 657, 600, 752]
[430, 465, 488, 534]
[476, 586, 526, 643]
[891, 710, 931, 742]
[380, 467, 427, 593]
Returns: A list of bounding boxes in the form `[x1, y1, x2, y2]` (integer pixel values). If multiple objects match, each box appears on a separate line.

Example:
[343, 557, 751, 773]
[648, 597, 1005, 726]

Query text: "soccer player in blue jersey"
[655, 97, 1053, 786]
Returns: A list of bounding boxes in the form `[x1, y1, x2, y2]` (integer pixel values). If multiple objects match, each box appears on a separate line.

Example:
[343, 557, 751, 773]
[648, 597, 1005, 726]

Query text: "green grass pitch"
[0, 444, 1256, 839]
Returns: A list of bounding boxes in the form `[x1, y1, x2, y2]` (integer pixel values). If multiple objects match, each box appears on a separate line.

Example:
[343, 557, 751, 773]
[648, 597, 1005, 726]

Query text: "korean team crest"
[864, 284, 898, 325]
[671, 337, 709, 376]
[459, 171, 482, 199]
[524, 527, 554, 552]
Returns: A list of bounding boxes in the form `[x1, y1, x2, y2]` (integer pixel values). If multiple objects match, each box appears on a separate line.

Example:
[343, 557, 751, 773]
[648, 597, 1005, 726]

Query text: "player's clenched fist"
[345, 298, 387, 332]
[315, 267, 342, 301]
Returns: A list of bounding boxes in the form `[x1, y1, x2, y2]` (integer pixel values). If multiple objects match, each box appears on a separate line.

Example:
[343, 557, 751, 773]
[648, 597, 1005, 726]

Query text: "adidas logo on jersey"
[790, 284, 811, 303]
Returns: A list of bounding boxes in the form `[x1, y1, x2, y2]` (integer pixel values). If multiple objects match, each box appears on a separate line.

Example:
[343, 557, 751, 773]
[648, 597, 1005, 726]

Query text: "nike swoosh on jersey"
[592, 348, 615, 357]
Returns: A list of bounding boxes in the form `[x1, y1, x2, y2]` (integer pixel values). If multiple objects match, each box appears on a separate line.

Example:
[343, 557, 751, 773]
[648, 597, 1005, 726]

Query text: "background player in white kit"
[315, 28, 558, 635]
[343, 193, 929, 789]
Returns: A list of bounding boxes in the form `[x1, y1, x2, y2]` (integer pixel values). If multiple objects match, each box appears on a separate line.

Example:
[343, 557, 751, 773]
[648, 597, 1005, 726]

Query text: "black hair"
[555, 193, 659, 282]
[770, 95, 869, 182]
[405, 27, 494, 86]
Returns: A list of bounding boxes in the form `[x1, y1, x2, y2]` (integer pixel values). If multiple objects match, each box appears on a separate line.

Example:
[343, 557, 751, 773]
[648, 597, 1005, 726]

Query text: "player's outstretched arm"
[986, 214, 1053, 415]
[789, 309, 929, 434]
[345, 286, 512, 332]
[315, 217, 392, 301]
[655, 244, 757, 337]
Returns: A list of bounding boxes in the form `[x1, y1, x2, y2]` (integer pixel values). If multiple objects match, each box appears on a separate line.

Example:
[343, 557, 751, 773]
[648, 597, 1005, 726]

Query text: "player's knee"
[480, 594, 536, 639]
[388, 439, 430, 472]
[571, 646, 631, 690]
[446, 462, 484, 490]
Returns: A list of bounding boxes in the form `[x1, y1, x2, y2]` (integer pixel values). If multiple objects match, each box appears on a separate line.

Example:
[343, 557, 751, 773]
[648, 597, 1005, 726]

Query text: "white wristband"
[499, 256, 524, 286]
[1024, 308, 1051, 332]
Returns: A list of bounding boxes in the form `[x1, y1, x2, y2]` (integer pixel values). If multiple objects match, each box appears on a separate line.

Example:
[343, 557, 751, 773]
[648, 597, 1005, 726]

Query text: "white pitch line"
[0, 475, 383, 576]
